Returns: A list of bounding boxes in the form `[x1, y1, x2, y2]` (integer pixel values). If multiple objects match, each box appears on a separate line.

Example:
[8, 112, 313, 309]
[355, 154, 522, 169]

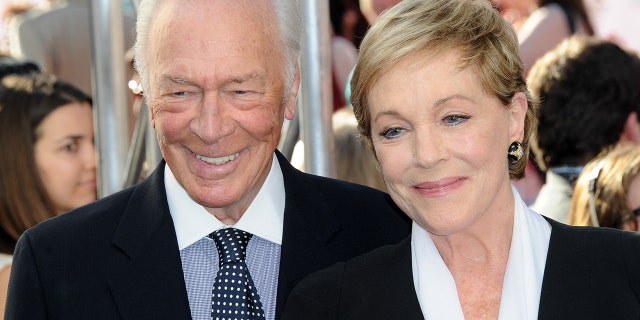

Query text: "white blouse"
[411, 185, 551, 319]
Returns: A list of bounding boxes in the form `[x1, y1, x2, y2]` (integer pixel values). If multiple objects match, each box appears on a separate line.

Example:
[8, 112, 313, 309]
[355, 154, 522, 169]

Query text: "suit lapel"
[537, 218, 595, 319]
[360, 238, 424, 319]
[380, 237, 424, 320]
[275, 151, 342, 318]
[388, 239, 424, 319]
[106, 154, 343, 319]
[107, 163, 192, 319]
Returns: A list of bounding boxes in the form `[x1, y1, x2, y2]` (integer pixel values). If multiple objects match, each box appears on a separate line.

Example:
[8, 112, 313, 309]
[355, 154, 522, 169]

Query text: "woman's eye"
[62, 143, 79, 152]
[443, 114, 469, 126]
[380, 127, 405, 139]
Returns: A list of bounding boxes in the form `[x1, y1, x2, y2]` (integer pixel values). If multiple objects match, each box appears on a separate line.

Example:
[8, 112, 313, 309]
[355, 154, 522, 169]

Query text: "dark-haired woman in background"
[0, 72, 96, 314]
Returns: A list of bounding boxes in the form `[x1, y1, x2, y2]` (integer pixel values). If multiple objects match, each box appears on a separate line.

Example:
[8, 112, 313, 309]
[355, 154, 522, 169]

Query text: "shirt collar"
[411, 185, 551, 320]
[166, 155, 285, 250]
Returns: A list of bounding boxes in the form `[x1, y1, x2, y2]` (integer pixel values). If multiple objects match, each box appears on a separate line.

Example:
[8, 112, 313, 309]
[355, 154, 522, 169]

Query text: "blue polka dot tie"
[209, 228, 266, 320]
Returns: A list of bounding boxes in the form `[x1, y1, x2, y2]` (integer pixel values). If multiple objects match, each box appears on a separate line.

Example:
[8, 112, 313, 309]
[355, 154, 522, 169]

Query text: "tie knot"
[209, 228, 252, 264]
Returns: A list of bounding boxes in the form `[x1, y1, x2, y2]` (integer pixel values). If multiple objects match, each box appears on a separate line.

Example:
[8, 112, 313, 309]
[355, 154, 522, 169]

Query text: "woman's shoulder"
[541, 220, 640, 318]
[345, 236, 412, 268]
[282, 237, 418, 320]
[0, 253, 11, 271]
[0, 253, 13, 271]
[547, 219, 640, 260]
[289, 237, 411, 294]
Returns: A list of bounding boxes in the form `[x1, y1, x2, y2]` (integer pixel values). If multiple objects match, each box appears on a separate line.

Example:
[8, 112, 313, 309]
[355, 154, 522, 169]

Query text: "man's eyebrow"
[228, 72, 266, 85]
[158, 73, 267, 88]
[159, 75, 195, 87]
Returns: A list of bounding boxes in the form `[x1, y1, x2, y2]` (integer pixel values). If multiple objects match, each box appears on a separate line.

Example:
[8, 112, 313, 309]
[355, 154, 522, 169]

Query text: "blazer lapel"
[275, 151, 342, 317]
[108, 163, 192, 319]
[386, 239, 424, 319]
[281, 237, 424, 319]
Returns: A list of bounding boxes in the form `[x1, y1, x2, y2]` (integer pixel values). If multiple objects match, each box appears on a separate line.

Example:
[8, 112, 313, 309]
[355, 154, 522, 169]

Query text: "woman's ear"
[619, 112, 640, 144]
[509, 92, 528, 142]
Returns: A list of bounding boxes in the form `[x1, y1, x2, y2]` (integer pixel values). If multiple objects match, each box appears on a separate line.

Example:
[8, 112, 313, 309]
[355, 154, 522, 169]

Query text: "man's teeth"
[195, 153, 239, 165]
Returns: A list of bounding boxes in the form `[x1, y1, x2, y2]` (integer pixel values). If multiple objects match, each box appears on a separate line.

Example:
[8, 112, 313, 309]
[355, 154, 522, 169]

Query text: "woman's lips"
[413, 177, 466, 197]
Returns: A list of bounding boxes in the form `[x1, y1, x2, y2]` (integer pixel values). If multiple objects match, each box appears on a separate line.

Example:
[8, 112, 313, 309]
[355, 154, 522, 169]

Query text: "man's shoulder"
[283, 168, 411, 243]
[29, 163, 166, 240]
[25, 184, 140, 242]
[295, 172, 403, 215]
[292, 168, 390, 200]
[278, 151, 389, 199]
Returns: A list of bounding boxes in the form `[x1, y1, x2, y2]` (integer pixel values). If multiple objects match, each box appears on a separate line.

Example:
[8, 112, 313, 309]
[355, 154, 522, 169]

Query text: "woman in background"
[517, 0, 594, 74]
[0, 72, 96, 314]
[569, 145, 640, 230]
[497, 0, 594, 205]
[291, 107, 387, 192]
[333, 107, 386, 192]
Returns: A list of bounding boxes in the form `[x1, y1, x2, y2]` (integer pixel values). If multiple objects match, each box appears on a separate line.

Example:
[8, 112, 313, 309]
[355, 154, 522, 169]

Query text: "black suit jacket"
[282, 218, 640, 319]
[5, 151, 410, 319]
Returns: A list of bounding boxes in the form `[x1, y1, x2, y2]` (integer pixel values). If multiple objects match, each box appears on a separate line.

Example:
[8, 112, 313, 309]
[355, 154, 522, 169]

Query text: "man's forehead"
[150, 0, 278, 49]
[154, 0, 274, 25]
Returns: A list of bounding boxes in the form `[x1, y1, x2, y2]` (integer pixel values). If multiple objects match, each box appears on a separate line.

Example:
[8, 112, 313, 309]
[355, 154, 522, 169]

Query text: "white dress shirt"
[165, 155, 285, 320]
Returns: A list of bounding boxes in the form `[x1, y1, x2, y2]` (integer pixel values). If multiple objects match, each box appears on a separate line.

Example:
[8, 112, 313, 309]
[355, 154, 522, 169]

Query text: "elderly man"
[5, 1, 409, 319]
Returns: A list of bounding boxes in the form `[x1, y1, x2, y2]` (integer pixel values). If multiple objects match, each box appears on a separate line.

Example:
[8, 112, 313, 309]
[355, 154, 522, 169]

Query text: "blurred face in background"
[491, 0, 537, 28]
[359, 0, 403, 24]
[622, 174, 640, 231]
[34, 102, 96, 214]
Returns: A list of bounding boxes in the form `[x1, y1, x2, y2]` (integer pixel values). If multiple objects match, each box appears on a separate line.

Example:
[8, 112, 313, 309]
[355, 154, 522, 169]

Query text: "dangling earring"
[508, 141, 524, 164]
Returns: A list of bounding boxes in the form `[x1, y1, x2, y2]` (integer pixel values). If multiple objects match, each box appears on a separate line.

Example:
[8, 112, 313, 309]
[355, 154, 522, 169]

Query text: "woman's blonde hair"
[351, 0, 537, 179]
[569, 145, 640, 229]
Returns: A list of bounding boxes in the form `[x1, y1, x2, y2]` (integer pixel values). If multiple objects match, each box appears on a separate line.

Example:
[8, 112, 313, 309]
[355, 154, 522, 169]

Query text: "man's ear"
[147, 97, 156, 129]
[284, 66, 300, 121]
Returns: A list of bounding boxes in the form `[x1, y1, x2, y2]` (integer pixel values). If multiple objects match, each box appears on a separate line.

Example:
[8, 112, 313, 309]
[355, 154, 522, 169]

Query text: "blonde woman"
[569, 145, 640, 230]
[282, 0, 640, 319]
